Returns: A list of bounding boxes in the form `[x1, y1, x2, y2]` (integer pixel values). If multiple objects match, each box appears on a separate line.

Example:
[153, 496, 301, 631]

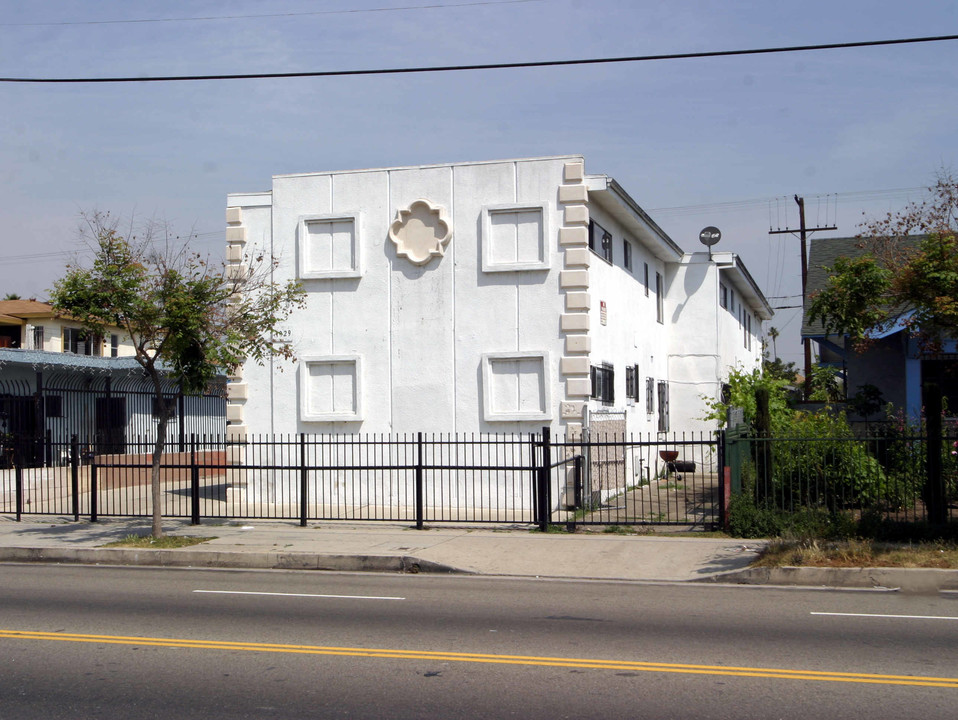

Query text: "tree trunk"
[151, 413, 169, 538]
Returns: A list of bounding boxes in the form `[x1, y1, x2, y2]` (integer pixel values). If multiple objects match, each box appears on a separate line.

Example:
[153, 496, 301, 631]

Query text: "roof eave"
[585, 175, 684, 261]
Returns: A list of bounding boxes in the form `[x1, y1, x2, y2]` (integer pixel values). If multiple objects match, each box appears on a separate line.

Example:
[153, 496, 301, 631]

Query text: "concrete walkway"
[1, 515, 956, 593]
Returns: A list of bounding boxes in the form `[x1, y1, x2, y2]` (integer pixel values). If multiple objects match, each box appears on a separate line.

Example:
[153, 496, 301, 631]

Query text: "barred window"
[625, 364, 640, 401]
[646, 377, 655, 414]
[657, 381, 670, 433]
[589, 220, 613, 264]
[590, 363, 614, 405]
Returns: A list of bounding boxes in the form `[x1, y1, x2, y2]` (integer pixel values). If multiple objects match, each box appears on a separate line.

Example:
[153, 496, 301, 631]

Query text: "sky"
[2, 0, 957, 366]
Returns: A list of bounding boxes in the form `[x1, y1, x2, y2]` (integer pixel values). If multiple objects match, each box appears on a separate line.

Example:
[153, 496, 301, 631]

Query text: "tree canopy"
[50, 211, 305, 536]
[807, 172, 958, 353]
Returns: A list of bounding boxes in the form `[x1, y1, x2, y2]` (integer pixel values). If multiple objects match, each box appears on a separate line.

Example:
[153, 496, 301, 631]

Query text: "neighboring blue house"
[801, 236, 958, 419]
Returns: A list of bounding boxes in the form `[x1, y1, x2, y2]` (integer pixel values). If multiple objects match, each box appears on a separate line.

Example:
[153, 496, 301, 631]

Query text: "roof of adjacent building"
[0, 348, 145, 372]
[800, 235, 923, 337]
[0, 299, 55, 322]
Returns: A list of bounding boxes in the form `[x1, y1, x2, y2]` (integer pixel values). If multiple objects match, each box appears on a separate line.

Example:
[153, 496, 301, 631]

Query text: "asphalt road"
[1, 564, 957, 719]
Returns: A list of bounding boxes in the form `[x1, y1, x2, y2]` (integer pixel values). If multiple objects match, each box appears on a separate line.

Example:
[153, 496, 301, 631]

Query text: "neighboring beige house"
[0, 299, 134, 357]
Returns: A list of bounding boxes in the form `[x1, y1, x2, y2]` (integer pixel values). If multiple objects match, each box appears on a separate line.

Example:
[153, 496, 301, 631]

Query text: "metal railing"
[726, 431, 958, 523]
[1, 430, 724, 529]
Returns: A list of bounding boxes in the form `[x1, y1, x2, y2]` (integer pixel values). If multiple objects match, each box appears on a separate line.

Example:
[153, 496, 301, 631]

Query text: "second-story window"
[655, 272, 664, 324]
[589, 220, 613, 264]
[623, 239, 633, 273]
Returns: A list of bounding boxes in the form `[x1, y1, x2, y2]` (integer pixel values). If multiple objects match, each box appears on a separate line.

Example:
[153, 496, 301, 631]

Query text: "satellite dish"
[699, 226, 721, 259]
[699, 226, 721, 246]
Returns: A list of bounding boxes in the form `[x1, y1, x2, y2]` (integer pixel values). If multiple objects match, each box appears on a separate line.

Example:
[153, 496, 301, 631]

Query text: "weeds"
[102, 534, 214, 549]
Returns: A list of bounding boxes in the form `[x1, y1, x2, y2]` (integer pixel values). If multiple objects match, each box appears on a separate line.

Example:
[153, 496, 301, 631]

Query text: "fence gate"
[550, 431, 724, 529]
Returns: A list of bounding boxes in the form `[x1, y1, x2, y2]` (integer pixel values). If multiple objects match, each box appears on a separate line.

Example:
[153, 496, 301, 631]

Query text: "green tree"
[808, 171, 958, 353]
[50, 211, 305, 537]
[2, 293, 21, 300]
[703, 366, 793, 434]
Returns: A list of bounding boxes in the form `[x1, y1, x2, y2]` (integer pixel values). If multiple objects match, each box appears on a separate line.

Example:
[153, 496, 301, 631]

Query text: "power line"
[0, 1, 541, 28]
[650, 186, 926, 216]
[2, 33, 956, 84]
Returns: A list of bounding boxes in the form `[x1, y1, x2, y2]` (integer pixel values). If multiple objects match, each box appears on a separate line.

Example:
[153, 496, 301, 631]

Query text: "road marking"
[1, 630, 956, 688]
[812, 612, 958, 621]
[193, 590, 405, 601]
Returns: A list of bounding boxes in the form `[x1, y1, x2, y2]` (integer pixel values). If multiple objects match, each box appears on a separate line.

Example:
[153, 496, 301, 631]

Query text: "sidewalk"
[1, 515, 956, 592]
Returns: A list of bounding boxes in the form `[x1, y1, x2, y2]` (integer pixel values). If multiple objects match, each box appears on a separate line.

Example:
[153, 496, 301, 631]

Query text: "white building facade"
[225, 156, 770, 440]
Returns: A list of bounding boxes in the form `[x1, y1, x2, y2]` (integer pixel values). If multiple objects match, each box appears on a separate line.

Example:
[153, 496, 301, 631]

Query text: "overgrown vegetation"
[710, 366, 958, 541]
[754, 538, 958, 569]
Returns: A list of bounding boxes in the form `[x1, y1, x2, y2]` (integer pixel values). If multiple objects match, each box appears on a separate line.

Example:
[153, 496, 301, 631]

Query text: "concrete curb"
[700, 566, 958, 593]
[0, 547, 467, 575]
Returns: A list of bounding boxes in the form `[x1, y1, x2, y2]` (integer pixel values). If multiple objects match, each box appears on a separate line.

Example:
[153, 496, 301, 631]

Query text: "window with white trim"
[481, 203, 549, 272]
[62, 327, 101, 356]
[298, 214, 361, 279]
[300, 355, 362, 421]
[481, 352, 550, 421]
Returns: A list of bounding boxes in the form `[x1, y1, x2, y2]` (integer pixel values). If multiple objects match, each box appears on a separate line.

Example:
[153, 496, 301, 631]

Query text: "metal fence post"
[925, 384, 945, 525]
[14, 443, 22, 522]
[90, 459, 98, 523]
[190, 434, 200, 525]
[415, 432, 424, 530]
[70, 435, 80, 522]
[537, 426, 552, 532]
[573, 454, 583, 510]
[299, 433, 308, 527]
[716, 430, 727, 529]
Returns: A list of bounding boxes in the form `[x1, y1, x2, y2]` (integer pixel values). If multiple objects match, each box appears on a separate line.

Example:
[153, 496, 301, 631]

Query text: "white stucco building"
[225, 156, 771, 440]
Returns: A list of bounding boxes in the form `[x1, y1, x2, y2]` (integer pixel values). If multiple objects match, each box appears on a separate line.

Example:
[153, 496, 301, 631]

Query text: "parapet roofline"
[269, 154, 586, 180]
[584, 174, 684, 262]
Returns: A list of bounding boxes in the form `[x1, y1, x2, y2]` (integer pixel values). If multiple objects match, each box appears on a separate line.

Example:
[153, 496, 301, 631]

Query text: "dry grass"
[754, 539, 958, 569]
[102, 534, 215, 549]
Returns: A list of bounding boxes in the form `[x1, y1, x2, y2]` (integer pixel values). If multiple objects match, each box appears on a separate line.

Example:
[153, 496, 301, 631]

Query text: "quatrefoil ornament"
[388, 199, 452, 266]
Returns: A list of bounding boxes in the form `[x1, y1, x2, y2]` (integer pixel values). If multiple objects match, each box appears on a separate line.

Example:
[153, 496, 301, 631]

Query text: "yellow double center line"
[2, 629, 956, 688]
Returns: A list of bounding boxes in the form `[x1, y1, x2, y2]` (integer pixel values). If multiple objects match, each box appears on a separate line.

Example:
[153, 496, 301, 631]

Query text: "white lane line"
[812, 612, 958, 621]
[194, 590, 405, 601]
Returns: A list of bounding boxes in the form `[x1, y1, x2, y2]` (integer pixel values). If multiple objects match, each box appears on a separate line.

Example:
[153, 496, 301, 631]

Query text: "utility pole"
[769, 195, 836, 400]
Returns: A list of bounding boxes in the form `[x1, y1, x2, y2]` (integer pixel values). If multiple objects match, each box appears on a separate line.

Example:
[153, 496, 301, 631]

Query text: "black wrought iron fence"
[1, 430, 724, 529]
[0, 373, 226, 471]
[552, 431, 722, 528]
[726, 431, 958, 523]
